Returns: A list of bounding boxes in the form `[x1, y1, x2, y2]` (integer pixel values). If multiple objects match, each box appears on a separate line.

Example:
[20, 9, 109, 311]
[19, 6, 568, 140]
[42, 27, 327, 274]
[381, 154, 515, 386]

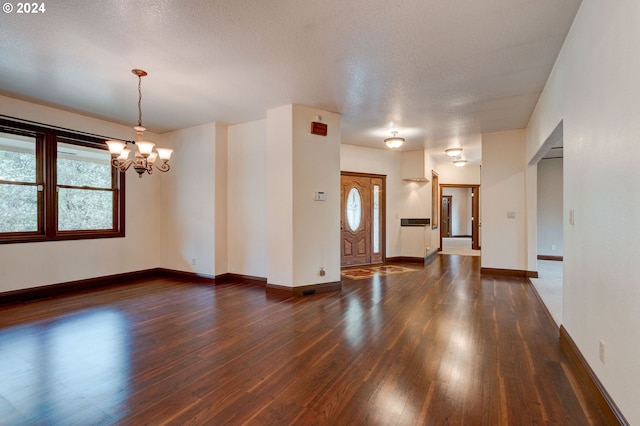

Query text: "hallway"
[440, 237, 481, 256]
[530, 259, 563, 326]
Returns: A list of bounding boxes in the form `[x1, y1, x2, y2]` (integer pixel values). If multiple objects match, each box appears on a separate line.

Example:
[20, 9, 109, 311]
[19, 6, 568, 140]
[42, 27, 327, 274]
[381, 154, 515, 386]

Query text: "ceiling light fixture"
[453, 159, 468, 167]
[445, 148, 463, 157]
[105, 69, 173, 178]
[384, 131, 405, 149]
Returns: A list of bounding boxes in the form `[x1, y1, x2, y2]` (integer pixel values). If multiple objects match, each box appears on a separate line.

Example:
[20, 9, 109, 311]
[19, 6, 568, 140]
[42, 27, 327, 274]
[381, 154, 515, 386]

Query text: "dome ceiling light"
[445, 148, 463, 157]
[384, 131, 405, 149]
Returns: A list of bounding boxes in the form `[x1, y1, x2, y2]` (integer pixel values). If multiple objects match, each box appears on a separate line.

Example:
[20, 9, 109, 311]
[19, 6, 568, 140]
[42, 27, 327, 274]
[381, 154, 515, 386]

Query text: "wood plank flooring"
[0, 255, 616, 425]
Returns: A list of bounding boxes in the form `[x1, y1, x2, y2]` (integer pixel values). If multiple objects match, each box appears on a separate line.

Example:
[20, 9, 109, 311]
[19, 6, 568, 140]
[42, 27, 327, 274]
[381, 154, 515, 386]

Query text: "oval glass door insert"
[346, 187, 362, 231]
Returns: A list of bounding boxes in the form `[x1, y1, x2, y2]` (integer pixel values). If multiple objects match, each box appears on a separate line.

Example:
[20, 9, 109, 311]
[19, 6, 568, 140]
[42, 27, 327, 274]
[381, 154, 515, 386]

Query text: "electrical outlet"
[507, 211, 516, 219]
[191, 258, 196, 266]
[599, 340, 606, 364]
[551, 244, 556, 251]
[569, 209, 575, 225]
[319, 267, 325, 276]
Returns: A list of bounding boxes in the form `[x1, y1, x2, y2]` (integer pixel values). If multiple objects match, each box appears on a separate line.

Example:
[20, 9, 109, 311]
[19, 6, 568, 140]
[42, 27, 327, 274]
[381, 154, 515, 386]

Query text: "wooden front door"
[441, 195, 452, 238]
[340, 173, 385, 266]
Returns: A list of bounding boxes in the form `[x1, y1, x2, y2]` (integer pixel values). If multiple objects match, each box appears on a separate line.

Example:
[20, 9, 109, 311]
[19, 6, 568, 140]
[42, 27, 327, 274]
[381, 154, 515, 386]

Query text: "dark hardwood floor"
[0, 255, 616, 425]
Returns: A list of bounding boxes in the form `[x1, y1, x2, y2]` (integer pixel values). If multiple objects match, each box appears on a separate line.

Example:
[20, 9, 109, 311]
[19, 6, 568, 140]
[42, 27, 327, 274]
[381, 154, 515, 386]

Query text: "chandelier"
[384, 131, 405, 149]
[105, 69, 173, 178]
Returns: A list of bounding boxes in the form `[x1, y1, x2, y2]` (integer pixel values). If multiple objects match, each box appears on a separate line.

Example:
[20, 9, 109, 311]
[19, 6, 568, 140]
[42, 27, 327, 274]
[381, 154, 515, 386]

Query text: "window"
[346, 187, 362, 231]
[372, 184, 380, 253]
[0, 118, 124, 243]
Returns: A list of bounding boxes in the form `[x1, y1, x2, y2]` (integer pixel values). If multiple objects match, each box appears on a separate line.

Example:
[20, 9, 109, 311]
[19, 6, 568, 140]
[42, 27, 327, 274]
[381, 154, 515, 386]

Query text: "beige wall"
[227, 119, 267, 278]
[526, 0, 640, 422]
[537, 158, 563, 256]
[159, 123, 221, 277]
[481, 129, 527, 271]
[0, 96, 161, 292]
[266, 105, 341, 287]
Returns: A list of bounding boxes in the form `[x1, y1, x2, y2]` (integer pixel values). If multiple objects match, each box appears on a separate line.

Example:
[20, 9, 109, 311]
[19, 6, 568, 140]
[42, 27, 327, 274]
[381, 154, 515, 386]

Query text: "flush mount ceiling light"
[453, 159, 468, 167]
[105, 69, 173, 178]
[384, 131, 405, 149]
[445, 148, 463, 157]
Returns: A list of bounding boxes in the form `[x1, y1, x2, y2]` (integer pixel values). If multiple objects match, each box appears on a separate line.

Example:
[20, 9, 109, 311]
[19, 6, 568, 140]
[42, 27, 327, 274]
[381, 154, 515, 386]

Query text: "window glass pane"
[57, 142, 112, 188]
[0, 184, 38, 232]
[58, 188, 113, 231]
[346, 187, 362, 231]
[0, 132, 36, 183]
[373, 185, 380, 253]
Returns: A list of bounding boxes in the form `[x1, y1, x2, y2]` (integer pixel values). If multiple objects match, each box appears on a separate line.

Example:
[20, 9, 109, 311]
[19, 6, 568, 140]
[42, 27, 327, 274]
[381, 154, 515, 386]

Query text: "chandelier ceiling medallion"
[384, 131, 405, 149]
[106, 69, 173, 178]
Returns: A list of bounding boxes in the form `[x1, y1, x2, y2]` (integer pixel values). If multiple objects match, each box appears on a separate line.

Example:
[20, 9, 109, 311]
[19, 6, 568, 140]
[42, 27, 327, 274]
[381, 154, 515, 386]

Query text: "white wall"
[443, 187, 472, 236]
[438, 164, 481, 185]
[159, 123, 220, 277]
[0, 96, 161, 292]
[266, 106, 294, 286]
[291, 106, 341, 285]
[266, 105, 341, 287]
[526, 1, 640, 422]
[537, 158, 563, 256]
[399, 179, 432, 257]
[215, 124, 228, 276]
[481, 129, 527, 271]
[227, 119, 267, 278]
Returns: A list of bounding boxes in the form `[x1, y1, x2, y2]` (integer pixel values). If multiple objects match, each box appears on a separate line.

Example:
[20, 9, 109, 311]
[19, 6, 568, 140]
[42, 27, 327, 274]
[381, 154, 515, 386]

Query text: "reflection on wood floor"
[0, 255, 615, 424]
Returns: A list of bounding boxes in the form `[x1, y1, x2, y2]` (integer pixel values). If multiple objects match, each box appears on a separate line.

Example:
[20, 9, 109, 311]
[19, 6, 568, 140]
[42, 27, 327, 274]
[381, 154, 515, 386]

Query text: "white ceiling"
[0, 0, 582, 165]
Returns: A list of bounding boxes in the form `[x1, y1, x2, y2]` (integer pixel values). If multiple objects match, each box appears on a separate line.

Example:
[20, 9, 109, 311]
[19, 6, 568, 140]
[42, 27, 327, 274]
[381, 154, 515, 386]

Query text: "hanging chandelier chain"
[137, 75, 143, 127]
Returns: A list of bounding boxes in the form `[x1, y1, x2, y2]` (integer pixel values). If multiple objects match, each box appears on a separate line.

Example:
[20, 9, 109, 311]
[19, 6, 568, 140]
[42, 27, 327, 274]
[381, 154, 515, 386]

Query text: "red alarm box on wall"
[310, 121, 328, 136]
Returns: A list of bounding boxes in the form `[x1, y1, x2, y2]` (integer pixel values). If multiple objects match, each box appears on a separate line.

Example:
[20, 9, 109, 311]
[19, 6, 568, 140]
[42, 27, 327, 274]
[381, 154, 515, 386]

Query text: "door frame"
[340, 171, 387, 266]
[439, 184, 480, 251]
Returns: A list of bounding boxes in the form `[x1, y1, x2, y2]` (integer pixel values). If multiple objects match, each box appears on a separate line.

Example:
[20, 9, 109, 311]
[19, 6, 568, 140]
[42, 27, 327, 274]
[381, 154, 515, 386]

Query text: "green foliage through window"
[0, 119, 124, 243]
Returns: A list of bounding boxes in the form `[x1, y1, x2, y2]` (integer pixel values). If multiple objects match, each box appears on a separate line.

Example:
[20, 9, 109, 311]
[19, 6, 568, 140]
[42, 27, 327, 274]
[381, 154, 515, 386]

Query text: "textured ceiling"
[0, 0, 582, 165]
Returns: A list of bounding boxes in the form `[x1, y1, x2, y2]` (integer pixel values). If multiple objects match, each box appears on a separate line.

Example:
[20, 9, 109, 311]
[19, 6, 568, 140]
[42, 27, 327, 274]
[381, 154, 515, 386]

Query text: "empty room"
[0, 1, 637, 424]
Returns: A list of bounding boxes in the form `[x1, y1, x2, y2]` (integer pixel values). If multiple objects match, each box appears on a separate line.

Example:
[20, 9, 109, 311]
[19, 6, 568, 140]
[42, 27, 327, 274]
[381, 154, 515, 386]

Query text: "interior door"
[471, 187, 480, 249]
[341, 175, 371, 266]
[441, 195, 452, 238]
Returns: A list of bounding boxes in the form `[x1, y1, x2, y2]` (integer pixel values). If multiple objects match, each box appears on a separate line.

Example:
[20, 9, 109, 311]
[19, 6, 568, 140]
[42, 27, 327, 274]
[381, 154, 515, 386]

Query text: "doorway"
[529, 120, 564, 326]
[439, 184, 480, 251]
[340, 172, 385, 266]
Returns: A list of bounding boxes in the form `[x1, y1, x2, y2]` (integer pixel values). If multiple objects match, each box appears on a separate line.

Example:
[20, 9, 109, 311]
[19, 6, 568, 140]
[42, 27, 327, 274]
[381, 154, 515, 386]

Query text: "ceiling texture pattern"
[0, 0, 582, 164]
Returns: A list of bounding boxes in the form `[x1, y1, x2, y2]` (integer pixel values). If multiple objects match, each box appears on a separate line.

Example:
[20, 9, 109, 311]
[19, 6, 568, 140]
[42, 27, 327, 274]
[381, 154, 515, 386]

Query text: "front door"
[340, 173, 385, 266]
